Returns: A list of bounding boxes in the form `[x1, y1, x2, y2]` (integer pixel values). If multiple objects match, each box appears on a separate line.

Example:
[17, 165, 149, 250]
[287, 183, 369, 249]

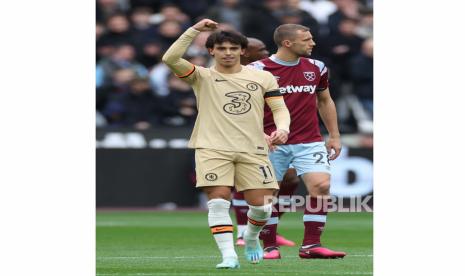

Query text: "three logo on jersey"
[274, 72, 317, 95]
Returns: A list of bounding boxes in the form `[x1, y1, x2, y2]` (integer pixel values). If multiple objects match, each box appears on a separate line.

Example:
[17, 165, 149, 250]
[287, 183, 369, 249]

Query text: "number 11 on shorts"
[259, 165, 274, 184]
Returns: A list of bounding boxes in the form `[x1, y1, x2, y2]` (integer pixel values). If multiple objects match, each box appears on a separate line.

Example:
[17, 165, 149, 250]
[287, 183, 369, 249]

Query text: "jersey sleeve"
[162, 27, 203, 85]
[247, 60, 266, 71]
[262, 71, 281, 98]
[314, 59, 329, 92]
[265, 96, 290, 132]
[175, 63, 201, 85]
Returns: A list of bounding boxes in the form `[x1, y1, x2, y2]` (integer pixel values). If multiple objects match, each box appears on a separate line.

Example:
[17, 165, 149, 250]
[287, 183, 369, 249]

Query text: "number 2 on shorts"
[313, 152, 330, 165]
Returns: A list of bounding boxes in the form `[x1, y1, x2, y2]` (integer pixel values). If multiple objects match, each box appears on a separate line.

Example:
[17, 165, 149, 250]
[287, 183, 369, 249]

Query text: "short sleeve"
[314, 60, 329, 92]
[317, 66, 329, 92]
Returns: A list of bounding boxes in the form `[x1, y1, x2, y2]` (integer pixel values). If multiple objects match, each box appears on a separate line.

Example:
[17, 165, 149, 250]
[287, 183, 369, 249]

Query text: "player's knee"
[207, 198, 231, 211]
[203, 187, 231, 200]
[209, 193, 230, 201]
[313, 179, 330, 195]
[247, 203, 272, 220]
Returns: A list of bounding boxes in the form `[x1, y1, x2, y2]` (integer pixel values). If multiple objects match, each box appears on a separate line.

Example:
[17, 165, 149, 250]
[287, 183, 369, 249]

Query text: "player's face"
[209, 41, 245, 68]
[289, 30, 316, 57]
[247, 41, 269, 61]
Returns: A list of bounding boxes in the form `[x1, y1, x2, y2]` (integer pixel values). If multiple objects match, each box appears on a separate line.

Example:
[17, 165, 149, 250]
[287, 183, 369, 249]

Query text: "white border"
[0, 1, 95, 275]
[375, 1, 464, 275]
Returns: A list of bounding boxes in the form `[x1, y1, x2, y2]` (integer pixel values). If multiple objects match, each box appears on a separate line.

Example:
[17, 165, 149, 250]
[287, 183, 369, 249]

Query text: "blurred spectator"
[216, 23, 238, 32]
[355, 6, 373, 38]
[273, 5, 323, 58]
[149, 54, 208, 98]
[299, 0, 337, 24]
[328, 0, 361, 36]
[139, 41, 164, 68]
[97, 13, 135, 61]
[96, 0, 129, 23]
[129, 7, 164, 68]
[97, 68, 135, 110]
[154, 20, 184, 51]
[96, 22, 107, 61]
[312, 14, 364, 125]
[324, 17, 364, 82]
[204, 0, 244, 32]
[120, 77, 162, 129]
[100, 68, 136, 125]
[350, 37, 373, 117]
[283, 0, 320, 37]
[242, 0, 284, 52]
[139, 20, 183, 92]
[186, 31, 212, 58]
[160, 74, 198, 126]
[149, 62, 171, 97]
[188, 55, 209, 67]
[130, 7, 157, 40]
[150, 3, 191, 30]
[101, 75, 164, 129]
[96, 43, 148, 88]
[169, 0, 215, 21]
[129, 0, 163, 13]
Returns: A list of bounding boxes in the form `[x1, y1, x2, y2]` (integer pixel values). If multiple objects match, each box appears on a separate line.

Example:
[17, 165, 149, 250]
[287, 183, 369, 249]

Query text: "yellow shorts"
[195, 148, 279, 192]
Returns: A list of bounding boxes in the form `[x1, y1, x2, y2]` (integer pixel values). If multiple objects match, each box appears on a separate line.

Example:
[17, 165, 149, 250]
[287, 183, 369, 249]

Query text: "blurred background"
[96, 0, 373, 209]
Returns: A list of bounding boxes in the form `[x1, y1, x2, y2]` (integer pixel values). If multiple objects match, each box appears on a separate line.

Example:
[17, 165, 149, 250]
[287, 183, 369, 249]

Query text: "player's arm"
[162, 19, 218, 80]
[317, 88, 341, 160]
[265, 92, 290, 145]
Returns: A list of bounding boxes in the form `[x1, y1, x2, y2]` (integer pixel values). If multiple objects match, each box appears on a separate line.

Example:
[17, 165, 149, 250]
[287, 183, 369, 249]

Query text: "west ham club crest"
[303, 72, 316, 81]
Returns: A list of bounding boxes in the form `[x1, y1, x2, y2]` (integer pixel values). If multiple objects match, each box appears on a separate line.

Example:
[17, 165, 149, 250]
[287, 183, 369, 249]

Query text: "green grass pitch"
[97, 211, 372, 275]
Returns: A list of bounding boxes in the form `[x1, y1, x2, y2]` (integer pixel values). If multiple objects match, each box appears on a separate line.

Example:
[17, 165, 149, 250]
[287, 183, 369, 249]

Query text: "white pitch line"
[98, 254, 372, 260]
[98, 256, 217, 259]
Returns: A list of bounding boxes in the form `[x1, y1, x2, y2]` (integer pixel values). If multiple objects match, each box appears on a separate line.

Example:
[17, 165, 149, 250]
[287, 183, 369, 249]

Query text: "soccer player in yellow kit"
[162, 19, 291, 269]
[232, 37, 300, 248]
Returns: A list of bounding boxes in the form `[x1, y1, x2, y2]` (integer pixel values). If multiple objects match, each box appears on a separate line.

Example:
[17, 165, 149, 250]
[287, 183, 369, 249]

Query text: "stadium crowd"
[96, 0, 373, 133]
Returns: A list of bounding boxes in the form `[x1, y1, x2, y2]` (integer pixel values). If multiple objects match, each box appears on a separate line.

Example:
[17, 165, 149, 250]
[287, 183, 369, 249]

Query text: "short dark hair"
[273, 24, 310, 48]
[205, 30, 248, 49]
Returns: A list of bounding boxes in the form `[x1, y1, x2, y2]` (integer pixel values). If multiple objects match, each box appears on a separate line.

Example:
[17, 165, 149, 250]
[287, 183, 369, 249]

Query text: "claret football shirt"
[250, 55, 329, 144]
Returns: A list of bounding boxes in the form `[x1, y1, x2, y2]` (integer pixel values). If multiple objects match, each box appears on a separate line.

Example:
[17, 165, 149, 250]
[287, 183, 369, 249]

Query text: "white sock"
[243, 203, 272, 243]
[207, 199, 237, 260]
[237, 225, 247, 238]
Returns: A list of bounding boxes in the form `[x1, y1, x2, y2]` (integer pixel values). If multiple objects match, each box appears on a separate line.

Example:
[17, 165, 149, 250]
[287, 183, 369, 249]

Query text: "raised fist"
[192, 19, 219, 32]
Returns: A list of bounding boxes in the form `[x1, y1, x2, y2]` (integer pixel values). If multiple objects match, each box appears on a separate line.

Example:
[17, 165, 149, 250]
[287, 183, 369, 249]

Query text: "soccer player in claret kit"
[249, 24, 347, 259]
[233, 37, 300, 247]
[162, 19, 291, 269]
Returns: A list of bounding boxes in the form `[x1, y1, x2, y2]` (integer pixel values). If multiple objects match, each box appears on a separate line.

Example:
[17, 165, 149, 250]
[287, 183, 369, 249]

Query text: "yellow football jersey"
[162, 27, 286, 155]
[182, 65, 280, 155]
